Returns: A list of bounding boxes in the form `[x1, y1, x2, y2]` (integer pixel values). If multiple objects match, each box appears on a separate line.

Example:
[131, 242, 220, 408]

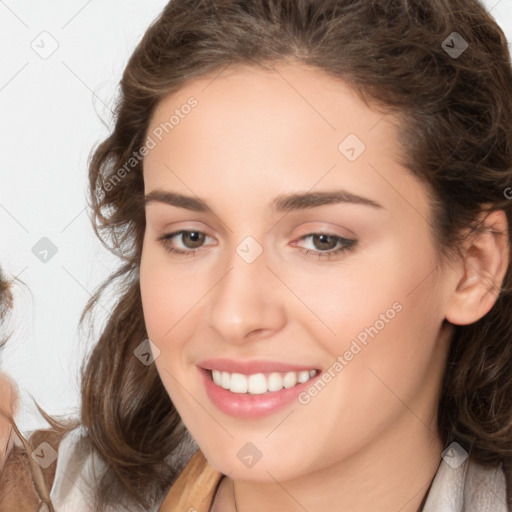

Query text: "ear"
[445, 209, 509, 326]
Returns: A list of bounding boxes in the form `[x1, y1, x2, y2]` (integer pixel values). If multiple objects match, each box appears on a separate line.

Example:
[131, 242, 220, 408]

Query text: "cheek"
[276, 261, 445, 470]
[139, 243, 199, 341]
[139, 242, 216, 390]
[139, 256, 192, 405]
[290, 236, 444, 406]
[280, 234, 441, 351]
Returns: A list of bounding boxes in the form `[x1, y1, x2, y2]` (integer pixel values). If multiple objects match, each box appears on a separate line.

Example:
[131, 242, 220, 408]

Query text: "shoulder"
[1, 421, 211, 512]
[464, 458, 509, 510]
[49, 425, 105, 511]
[0, 422, 70, 511]
[1, 424, 147, 512]
[423, 452, 509, 512]
[51, 426, 201, 512]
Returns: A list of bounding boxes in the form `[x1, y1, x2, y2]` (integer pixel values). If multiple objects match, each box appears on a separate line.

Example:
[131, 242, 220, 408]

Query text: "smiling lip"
[197, 358, 321, 419]
[197, 357, 319, 375]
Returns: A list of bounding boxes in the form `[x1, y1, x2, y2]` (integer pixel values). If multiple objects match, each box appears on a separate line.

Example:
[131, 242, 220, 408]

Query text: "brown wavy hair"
[74, 0, 512, 510]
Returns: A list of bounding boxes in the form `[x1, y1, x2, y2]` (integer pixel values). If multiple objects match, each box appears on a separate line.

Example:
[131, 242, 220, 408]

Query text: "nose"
[207, 244, 287, 345]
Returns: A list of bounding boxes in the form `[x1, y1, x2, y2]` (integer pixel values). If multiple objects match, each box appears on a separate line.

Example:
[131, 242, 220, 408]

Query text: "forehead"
[142, 62, 429, 217]
[146, 62, 397, 155]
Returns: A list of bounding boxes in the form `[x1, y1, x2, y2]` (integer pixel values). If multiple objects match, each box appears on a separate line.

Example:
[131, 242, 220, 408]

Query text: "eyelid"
[291, 222, 357, 239]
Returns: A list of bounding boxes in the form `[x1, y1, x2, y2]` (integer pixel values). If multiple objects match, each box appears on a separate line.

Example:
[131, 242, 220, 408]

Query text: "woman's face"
[139, 62, 454, 481]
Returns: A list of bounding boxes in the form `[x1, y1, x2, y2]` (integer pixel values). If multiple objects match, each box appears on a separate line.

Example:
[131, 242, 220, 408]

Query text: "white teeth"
[298, 370, 311, 383]
[212, 370, 222, 386]
[210, 369, 318, 394]
[229, 373, 248, 393]
[268, 372, 284, 392]
[283, 372, 297, 388]
[247, 373, 267, 394]
[221, 371, 231, 389]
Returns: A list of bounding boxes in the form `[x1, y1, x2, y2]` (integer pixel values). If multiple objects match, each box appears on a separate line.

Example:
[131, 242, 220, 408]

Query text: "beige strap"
[158, 449, 223, 512]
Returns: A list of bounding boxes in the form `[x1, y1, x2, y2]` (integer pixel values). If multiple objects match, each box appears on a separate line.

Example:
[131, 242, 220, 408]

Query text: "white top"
[49, 428, 509, 511]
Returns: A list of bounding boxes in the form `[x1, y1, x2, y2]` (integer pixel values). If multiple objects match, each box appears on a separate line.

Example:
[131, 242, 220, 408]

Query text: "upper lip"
[197, 358, 320, 375]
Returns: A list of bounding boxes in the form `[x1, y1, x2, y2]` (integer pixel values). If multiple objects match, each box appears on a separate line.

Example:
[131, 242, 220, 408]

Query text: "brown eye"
[157, 230, 212, 256]
[294, 233, 357, 260]
[180, 231, 205, 249]
[310, 234, 339, 251]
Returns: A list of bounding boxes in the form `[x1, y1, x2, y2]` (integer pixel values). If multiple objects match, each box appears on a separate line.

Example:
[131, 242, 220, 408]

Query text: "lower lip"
[199, 367, 318, 419]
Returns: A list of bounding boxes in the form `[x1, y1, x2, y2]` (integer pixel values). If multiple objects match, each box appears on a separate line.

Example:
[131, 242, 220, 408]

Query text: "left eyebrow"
[143, 188, 384, 213]
[272, 190, 384, 213]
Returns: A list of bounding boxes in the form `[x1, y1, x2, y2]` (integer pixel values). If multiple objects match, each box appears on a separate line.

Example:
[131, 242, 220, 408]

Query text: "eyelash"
[156, 230, 357, 260]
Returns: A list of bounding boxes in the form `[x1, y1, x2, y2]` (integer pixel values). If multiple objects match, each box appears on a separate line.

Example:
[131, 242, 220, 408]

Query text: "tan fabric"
[0, 428, 66, 512]
[158, 449, 223, 512]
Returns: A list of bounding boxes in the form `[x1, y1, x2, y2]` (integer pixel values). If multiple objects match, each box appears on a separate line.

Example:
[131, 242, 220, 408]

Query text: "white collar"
[423, 453, 508, 511]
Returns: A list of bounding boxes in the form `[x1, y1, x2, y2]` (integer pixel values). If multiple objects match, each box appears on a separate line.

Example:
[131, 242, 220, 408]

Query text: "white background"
[1, 0, 511, 433]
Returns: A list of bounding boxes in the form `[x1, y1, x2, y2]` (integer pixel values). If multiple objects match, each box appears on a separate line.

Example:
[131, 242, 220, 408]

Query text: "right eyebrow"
[144, 190, 213, 213]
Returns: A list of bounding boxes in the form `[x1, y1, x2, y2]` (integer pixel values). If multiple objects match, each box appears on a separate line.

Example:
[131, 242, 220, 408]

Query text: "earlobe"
[445, 209, 509, 326]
